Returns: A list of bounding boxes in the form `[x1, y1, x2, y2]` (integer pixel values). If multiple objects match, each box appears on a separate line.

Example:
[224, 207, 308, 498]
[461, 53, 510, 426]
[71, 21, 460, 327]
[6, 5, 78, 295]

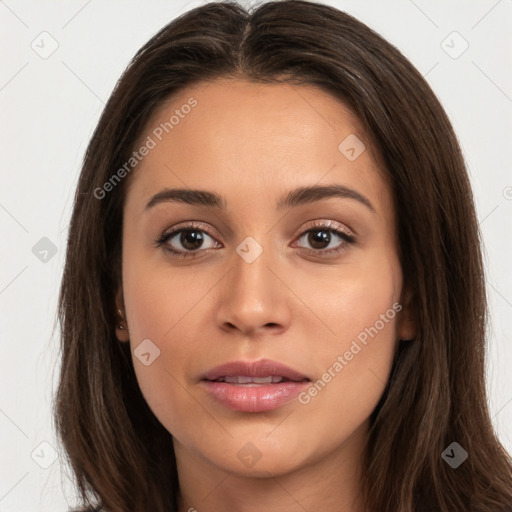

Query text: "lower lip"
[201, 380, 310, 412]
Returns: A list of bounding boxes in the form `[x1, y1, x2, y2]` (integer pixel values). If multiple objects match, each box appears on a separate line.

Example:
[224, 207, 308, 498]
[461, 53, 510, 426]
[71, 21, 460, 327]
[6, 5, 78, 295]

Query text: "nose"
[215, 240, 292, 338]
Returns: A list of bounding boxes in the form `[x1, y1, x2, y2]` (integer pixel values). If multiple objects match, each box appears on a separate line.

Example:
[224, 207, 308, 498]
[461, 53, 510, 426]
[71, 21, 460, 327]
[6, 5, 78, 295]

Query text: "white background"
[1, 0, 511, 510]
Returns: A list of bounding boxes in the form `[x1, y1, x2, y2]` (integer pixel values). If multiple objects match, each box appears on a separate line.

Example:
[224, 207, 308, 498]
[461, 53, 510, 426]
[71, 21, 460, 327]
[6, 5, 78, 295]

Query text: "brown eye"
[306, 229, 332, 250]
[155, 224, 220, 258]
[293, 223, 356, 257]
[178, 230, 206, 251]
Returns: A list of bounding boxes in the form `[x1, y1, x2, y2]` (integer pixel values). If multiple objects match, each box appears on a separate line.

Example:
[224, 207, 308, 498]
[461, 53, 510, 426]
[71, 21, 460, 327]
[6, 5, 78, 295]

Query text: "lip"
[200, 358, 310, 413]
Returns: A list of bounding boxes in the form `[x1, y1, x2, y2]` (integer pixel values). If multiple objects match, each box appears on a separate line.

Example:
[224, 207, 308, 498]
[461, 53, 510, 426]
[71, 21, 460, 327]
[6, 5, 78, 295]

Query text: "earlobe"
[115, 287, 130, 342]
[397, 287, 417, 341]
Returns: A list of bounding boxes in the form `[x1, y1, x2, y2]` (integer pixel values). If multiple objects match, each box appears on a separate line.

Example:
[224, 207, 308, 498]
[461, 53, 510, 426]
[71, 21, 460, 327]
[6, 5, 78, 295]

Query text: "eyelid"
[291, 219, 355, 240]
[159, 220, 222, 241]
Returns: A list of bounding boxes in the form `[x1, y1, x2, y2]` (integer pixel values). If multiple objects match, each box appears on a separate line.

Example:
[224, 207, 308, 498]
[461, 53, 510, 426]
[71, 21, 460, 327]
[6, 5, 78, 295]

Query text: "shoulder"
[68, 507, 102, 512]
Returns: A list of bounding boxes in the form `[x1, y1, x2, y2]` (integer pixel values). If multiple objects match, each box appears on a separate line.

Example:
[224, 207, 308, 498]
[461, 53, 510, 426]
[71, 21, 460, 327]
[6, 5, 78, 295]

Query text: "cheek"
[122, 256, 219, 434]
[294, 252, 401, 422]
[297, 250, 401, 353]
[122, 250, 218, 342]
[295, 301, 399, 452]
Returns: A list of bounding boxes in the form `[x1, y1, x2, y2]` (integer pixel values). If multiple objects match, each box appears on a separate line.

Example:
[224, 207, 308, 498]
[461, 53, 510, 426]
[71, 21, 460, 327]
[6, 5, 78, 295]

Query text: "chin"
[197, 435, 313, 477]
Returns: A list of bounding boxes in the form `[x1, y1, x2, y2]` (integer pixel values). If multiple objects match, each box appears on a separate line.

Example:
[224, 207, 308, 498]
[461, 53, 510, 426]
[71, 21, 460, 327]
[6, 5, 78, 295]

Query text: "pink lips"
[200, 359, 310, 413]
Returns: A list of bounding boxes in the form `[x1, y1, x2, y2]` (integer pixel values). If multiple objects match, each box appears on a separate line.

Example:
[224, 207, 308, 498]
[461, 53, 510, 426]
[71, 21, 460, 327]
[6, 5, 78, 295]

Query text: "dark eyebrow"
[144, 184, 375, 213]
[145, 188, 226, 210]
[277, 184, 375, 213]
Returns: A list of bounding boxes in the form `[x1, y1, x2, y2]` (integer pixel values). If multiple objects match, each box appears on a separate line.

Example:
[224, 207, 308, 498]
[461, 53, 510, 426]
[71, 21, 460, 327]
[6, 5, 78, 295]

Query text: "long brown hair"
[53, 1, 512, 510]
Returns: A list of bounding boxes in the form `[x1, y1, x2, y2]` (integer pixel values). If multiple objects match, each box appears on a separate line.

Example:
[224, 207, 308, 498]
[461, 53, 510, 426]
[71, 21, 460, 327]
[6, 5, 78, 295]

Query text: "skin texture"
[115, 79, 416, 512]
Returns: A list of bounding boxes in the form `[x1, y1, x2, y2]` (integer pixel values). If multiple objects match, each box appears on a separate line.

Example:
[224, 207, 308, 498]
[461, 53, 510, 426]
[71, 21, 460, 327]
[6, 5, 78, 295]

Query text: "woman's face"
[117, 78, 414, 479]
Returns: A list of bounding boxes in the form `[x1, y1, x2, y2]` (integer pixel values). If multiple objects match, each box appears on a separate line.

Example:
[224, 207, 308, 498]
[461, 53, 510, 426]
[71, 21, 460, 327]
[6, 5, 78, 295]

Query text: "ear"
[115, 286, 130, 342]
[397, 286, 417, 341]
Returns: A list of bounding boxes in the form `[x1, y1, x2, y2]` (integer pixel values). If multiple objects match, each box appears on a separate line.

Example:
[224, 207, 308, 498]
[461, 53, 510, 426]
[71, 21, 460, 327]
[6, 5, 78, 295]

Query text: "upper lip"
[201, 358, 310, 382]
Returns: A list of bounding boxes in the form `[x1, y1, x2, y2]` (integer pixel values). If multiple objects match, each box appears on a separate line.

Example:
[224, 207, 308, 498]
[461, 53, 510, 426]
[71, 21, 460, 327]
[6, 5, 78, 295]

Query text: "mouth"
[201, 358, 310, 382]
[200, 359, 311, 412]
[206, 375, 308, 385]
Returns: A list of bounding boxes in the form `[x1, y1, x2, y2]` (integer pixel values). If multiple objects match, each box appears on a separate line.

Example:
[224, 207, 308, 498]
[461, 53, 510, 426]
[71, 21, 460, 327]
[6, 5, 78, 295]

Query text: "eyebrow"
[144, 184, 376, 213]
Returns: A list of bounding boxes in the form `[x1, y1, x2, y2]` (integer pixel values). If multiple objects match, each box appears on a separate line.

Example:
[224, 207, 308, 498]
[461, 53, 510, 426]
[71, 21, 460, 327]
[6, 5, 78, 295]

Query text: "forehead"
[125, 78, 391, 217]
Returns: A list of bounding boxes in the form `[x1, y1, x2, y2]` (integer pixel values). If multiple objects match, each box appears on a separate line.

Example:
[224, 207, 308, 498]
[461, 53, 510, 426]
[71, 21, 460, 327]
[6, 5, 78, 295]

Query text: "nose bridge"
[231, 234, 275, 307]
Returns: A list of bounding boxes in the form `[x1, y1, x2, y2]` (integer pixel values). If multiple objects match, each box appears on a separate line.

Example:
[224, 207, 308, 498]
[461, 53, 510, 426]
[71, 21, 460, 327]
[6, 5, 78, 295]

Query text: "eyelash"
[153, 220, 356, 259]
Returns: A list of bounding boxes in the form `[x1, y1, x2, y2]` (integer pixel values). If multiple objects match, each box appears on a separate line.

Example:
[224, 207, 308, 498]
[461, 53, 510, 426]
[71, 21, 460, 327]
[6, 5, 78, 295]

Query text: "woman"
[53, 1, 512, 511]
